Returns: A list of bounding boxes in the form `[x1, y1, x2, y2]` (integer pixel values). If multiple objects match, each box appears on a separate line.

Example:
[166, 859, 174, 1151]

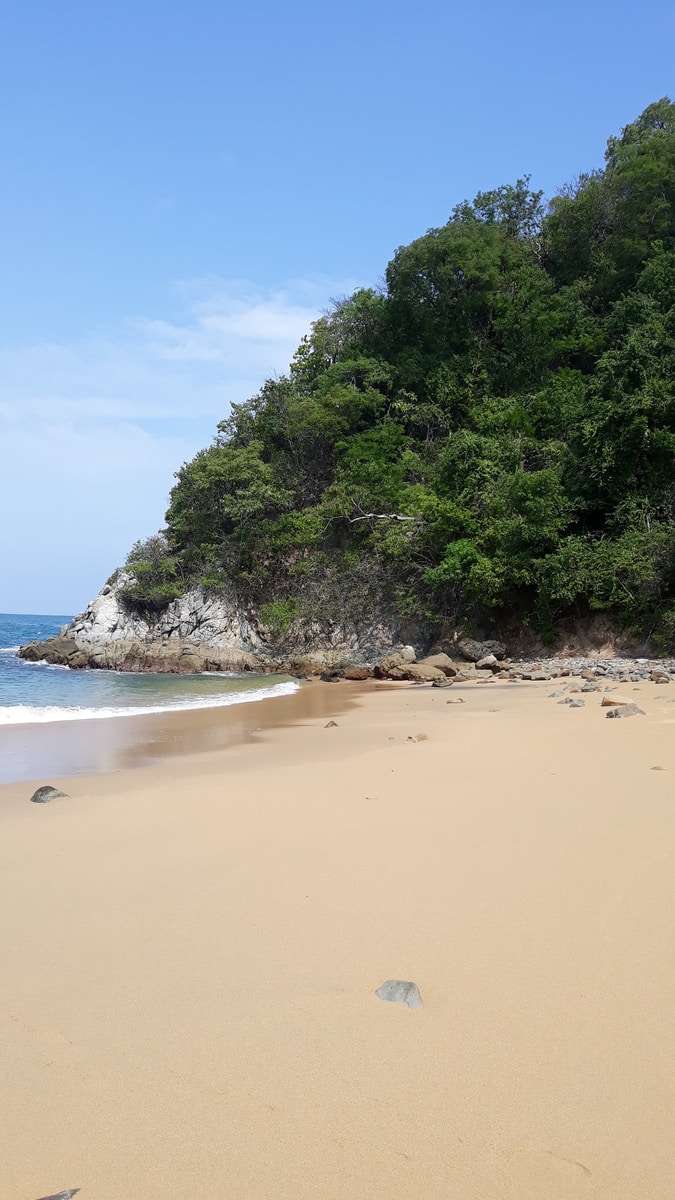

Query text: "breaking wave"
[0, 679, 299, 725]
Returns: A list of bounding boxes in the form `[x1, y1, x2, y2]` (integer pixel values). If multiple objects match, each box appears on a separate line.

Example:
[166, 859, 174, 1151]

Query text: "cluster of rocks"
[16, 576, 675, 684]
[367, 639, 508, 685]
[369, 643, 675, 687]
[507, 656, 675, 685]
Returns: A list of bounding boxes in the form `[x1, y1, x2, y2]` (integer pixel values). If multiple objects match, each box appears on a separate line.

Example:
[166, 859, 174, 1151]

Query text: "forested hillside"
[124, 100, 675, 647]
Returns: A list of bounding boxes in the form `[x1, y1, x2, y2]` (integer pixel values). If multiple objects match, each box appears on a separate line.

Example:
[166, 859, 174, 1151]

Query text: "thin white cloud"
[0, 275, 360, 611]
[0, 275, 358, 422]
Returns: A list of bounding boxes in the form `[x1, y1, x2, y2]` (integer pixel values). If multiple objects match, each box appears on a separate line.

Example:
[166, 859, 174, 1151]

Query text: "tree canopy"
[123, 100, 675, 648]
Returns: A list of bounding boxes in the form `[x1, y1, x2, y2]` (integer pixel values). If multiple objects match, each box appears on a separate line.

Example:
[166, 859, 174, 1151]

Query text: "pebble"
[375, 980, 422, 1009]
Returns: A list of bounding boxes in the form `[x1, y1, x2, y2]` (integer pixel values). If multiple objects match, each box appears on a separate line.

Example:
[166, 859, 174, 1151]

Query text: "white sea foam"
[0, 680, 299, 725]
[19, 658, 71, 670]
[0, 646, 20, 654]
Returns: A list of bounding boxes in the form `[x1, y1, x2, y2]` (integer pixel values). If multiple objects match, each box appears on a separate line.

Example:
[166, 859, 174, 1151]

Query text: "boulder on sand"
[417, 653, 459, 677]
[374, 647, 417, 678]
[387, 663, 445, 683]
[456, 638, 506, 663]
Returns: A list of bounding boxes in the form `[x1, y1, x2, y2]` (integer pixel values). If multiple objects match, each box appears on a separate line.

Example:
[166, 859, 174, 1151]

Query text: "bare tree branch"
[321, 511, 421, 533]
[344, 512, 420, 523]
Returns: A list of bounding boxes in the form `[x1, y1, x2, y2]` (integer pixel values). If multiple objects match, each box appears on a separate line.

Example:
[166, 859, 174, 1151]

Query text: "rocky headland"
[18, 574, 675, 686]
[19, 573, 428, 676]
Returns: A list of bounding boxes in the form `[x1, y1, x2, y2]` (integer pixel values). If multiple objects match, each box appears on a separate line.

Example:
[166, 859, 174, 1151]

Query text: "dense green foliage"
[125, 101, 675, 646]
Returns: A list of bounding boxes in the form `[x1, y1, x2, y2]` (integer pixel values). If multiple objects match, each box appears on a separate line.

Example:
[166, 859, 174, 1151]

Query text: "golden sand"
[1, 678, 675, 1198]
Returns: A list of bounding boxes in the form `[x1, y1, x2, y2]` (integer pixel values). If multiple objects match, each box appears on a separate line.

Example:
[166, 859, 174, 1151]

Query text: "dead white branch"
[346, 512, 420, 523]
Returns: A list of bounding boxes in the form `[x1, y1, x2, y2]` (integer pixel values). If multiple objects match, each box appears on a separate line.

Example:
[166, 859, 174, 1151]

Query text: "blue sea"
[0, 612, 297, 725]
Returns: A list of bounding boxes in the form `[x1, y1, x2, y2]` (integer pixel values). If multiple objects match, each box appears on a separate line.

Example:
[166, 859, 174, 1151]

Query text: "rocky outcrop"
[22, 573, 675, 682]
[19, 574, 430, 675]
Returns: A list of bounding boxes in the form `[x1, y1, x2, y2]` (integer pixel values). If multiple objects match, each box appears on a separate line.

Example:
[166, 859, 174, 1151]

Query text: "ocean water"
[0, 612, 298, 725]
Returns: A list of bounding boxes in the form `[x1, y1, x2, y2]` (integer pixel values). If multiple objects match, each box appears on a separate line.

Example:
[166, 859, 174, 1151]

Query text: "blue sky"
[1, 0, 673, 612]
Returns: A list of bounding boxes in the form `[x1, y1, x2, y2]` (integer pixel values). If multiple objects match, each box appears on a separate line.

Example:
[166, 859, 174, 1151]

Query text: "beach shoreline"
[0, 678, 370, 791]
[2, 675, 675, 1198]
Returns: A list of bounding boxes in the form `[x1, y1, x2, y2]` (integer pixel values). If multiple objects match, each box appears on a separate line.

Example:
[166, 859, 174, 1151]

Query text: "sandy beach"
[2, 676, 675, 1199]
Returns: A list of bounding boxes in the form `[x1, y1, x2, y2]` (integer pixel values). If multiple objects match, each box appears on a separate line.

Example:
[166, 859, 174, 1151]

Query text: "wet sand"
[2, 677, 675, 1198]
[0, 679, 364, 787]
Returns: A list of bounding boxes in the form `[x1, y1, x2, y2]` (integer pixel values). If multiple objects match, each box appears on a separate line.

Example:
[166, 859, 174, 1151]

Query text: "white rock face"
[58, 573, 417, 673]
[67, 573, 263, 670]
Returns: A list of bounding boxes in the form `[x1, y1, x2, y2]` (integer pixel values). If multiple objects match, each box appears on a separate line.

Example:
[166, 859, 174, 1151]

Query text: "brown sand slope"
[1, 680, 674, 1198]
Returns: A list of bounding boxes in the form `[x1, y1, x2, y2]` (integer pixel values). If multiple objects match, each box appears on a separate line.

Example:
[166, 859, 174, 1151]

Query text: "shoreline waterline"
[0, 678, 370, 788]
[0, 676, 299, 725]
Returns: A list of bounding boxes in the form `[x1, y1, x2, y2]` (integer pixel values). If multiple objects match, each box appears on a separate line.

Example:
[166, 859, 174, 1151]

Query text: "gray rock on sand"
[418, 653, 458, 677]
[29, 785, 68, 804]
[324, 720, 339, 728]
[385, 663, 445, 682]
[375, 980, 422, 1009]
[606, 703, 645, 718]
[568, 699, 585, 708]
[476, 654, 498, 669]
[446, 697, 465, 704]
[457, 638, 506, 663]
[35, 1191, 80, 1200]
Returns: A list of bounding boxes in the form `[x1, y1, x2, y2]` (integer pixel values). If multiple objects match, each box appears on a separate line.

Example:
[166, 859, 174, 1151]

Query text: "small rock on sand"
[651, 765, 666, 771]
[324, 720, 339, 728]
[375, 980, 422, 1009]
[568, 699, 585, 708]
[29, 785, 68, 804]
[446, 697, 465, 704]
[606, 704, 645, 719]
[35, 1191, 80, 1200]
